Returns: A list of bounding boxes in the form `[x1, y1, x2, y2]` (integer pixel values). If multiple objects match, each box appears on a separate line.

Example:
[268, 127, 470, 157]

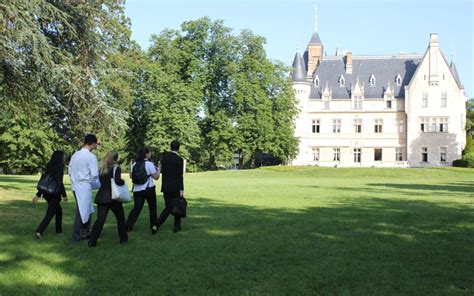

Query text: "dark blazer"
[160, 152, 184, 193]
[95, 166, 125, 204]
[36, 164, 66, 199]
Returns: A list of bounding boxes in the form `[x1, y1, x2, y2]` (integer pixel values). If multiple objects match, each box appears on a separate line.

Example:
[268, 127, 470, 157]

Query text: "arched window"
[339, 75, 345, 87]
[369, 74, 376, 87]
[314, 76, 320, 87]
[395, 74, 402, 86]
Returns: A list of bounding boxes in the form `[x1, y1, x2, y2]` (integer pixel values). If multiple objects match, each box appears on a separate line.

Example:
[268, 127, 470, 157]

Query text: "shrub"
[453, 159, 469, 167]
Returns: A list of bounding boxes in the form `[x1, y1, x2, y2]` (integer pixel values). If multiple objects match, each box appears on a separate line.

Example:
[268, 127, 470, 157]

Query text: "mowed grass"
[0, 167, 473, 295]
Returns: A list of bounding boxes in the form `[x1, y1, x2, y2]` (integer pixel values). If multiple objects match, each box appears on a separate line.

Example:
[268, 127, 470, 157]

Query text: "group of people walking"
[33, 134, 185, 247]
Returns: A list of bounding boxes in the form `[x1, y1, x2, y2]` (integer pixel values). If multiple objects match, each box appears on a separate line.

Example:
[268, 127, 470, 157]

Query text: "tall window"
[374, 119, 383, 133]
[439, 118, 448, 132]
[440, 147, 447, 162]
[333, 119, 341, 133]
[430, 117, 437, 132]
[354, 119, 362, 133]
[386, 100, 392, 109]
[420, 118, 429, 132]
[353, 148, 361, 163]
[395, 148, 404, 161]
[422, 147, 428, 162]
[422, 92, 428, 107]
[312, 147, 320, 161]
[353, 95, 363, 110]
[333, 148, 340, 161]
[312, 119, 320, 133]
[314, 76, 320, 87]
[441, 91, 447, 107]
[374, 148, 382, 161]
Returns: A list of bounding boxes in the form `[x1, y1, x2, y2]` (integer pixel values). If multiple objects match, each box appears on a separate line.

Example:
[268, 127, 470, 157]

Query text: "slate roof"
[308, 31, 322, 45]
[291, 51, 308, 82]
[309, 55, 422, 99]
[450, 61, 463, 88]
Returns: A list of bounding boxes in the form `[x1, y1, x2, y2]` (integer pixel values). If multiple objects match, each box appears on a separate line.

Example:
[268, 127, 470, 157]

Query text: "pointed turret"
[305, 4, 324, 77]
[291, 50, 307, 82]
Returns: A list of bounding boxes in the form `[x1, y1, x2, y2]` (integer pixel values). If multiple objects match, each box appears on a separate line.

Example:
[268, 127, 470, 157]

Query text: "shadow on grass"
[367, 182, 474, 195]
[0, 194, 473, 295]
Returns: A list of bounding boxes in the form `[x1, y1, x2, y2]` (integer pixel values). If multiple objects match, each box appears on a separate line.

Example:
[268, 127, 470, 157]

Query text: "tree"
[466, 98, 474, 136]
[0, 1, 133, 173]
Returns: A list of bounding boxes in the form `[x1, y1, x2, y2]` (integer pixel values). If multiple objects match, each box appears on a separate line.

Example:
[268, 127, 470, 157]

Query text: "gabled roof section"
[449, 61, 463, 88]
[291, 51, 308, 82]
[309, 54, 422, 99]
[308, 31, 322, 45]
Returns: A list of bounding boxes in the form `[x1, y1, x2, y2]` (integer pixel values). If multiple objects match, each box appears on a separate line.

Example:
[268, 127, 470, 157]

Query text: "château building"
[291, 29, 467, 167]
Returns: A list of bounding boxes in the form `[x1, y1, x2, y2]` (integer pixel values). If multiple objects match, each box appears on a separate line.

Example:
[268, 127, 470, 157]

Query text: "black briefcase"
[172, 197, 187, 218]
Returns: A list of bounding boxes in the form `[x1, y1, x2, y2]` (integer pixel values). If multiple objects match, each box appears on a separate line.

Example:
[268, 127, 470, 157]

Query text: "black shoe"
[151, 225, 158, 235]
[173, 227, 180, 233]
[88, 242, 96, 248]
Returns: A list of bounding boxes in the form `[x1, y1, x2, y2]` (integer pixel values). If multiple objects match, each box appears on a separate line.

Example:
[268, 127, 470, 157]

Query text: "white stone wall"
[291, 34, 466, 168]
[293, 98, 408, 167]
[405, 34, 467, 167]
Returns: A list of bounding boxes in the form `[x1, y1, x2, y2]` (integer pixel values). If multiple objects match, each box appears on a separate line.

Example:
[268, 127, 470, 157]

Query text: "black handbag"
[171, 197, 187, 218]
[37, 172, 61, 195]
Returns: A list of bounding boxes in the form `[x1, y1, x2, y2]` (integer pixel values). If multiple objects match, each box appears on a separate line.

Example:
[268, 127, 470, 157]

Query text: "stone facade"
[291, 33, 467, 167]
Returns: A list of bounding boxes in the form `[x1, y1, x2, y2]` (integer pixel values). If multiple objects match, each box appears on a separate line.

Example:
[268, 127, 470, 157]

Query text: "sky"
[125, 0, 474, 98]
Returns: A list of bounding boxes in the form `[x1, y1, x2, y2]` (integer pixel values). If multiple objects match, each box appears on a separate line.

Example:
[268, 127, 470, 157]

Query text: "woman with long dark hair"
[125, 148, 160, 234]
[88, 151, 128, 247]
[33, 150, 67, 239]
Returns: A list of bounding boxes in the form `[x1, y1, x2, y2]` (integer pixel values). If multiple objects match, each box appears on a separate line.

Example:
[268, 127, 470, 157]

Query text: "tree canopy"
[1, 4, 298, 173]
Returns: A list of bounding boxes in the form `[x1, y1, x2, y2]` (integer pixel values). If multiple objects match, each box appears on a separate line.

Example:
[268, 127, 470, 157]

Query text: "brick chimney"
[345, 52, 352, 74]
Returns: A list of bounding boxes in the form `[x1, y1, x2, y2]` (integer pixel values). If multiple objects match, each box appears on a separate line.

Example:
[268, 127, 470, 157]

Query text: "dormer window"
[339, 75, 345, 87]
[395, 74, 402, 86]
[369, 74, 376, 87]
[314, 76, 320, 87]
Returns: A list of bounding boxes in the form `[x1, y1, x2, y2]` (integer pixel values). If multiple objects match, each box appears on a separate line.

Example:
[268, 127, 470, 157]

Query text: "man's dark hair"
[84, 134, 98, 145]
[170, 140, 180, 152]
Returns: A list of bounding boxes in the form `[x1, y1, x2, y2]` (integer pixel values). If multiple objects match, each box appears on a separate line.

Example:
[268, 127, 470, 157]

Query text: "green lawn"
[0, 167, 473, 295]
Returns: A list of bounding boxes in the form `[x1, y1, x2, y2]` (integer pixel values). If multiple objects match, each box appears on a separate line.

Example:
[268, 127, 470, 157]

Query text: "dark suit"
[89, 166, 128, 246]
[157, 152, 184, 230]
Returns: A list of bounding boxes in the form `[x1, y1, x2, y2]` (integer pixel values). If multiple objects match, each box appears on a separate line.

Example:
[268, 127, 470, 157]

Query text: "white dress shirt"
[69, 148, 99, 189]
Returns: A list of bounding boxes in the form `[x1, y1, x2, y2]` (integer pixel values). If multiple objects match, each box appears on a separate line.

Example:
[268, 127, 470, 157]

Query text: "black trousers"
[89, 202, 128, 246]
[126, 187, 158, 230]
[36, 195, 62, 234]
[71, 191, 92, 241]
[157, 192, 181, 229]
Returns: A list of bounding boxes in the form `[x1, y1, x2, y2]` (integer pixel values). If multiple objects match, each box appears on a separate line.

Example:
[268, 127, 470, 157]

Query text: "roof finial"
[313, 3, 318, 32]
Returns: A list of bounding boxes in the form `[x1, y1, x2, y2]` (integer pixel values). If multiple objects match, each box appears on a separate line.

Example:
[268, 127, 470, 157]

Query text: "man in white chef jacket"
[69, 134, 100, 242]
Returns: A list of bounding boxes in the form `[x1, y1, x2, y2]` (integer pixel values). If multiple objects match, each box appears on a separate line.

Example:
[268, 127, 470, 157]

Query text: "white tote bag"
[111, 166, 132, 203]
